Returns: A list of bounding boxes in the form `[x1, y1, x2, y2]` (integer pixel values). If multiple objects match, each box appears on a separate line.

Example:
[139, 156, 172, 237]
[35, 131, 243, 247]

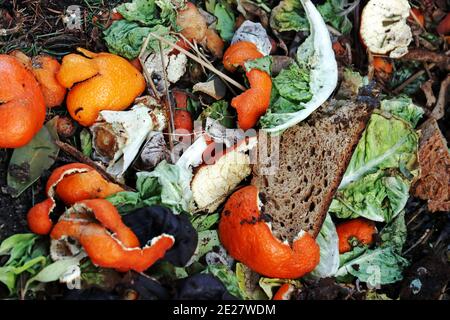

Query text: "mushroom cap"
[219, 185, 320, 279]
[57, 48, 145, 126]
[0, 54, 46, 148]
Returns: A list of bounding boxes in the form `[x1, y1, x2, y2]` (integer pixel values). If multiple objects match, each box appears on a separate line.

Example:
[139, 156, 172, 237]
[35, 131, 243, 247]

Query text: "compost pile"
[0, 0, 449, 300]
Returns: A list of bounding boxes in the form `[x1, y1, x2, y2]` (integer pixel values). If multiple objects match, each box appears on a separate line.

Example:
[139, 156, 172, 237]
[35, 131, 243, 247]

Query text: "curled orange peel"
[57, 48, 146, 126]
[31, 55, 67, 108]
[336, 218, 376, 254]
[27, 163, 123, 235]
[222, 42, 271, 130]
[273, 283, 295, 300]
[218, 185, 320, 279]
[50, 199, 174, 272]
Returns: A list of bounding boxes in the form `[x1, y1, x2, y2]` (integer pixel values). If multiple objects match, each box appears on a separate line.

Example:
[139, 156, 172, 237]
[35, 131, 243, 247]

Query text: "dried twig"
[55, 140, 135, 192]
[392, 63, 436, 94]
[158, 40, 175, 151]
[138, 33, 160, 98]
[176, 33, 238, 96]
[401, 49, 450, 70]
[404, 228, 433, 255]
[430, 74, 450, 120]
[148, 32, 246, 91]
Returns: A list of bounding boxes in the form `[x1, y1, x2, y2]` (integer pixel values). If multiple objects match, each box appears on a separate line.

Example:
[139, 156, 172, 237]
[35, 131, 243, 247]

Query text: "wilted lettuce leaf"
[336, 213, 409, 287]
[204, 264, 244, 299]
[107, 160, 193, 214]
[0, 234, 48, 295]
[187, 230, 220, 264]
[190, 213, 220, 232]
[317, 0, 353, 35]
[235, 263, 268, 300]
[270, 0, 309, 32]
[104, 20, 176, 60]
[24, 255, 84, 294]
[331, 171, 411, 222]
[199, 100, 235, 128]
[263, 62, 312, 115]
[80, 129, 92, 157]
[214, 2, 235, 41]
[261, 0, 338, 132]
[308, 214, 340, 279]
[116, 0, 180, 27]
[117, 0, 159, 25]
[331, 111, 420, 222]
[380, 96, 424, 128]
[244, 56, 272, 74]
[270, 0, 353, 34]
[336, 246, 409, 287]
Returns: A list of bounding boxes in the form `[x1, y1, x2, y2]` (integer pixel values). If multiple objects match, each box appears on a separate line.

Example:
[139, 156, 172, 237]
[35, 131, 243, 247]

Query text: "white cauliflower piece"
[191, 137, 257, 212]
[360, 0, 412, 58]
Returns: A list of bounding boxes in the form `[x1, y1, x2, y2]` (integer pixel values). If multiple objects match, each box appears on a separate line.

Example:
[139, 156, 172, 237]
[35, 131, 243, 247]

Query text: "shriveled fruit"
[0, 54, 46, 148]
[336, 218, 376, 253]
[219, 186, 320, 279]
[57, 48, 145, 126]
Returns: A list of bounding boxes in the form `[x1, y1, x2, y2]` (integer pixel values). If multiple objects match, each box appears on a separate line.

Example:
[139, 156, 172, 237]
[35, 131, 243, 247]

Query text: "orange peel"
[27, 163, 123, 235]
[50, 199, 174, 272]
[336, 218, 376, 254]
[273, 283, 295, 300]
[0, 54, 46, 148]
[57, 48, 145, 126]
[31, 55, 67, 108]
[222, 42, 271, 130]
[218, 185, 320, 279]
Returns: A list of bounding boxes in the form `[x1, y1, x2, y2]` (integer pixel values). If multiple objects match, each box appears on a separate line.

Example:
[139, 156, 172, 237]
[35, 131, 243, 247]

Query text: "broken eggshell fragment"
[231, 20, 272, 56]
[91, 103, 166, 178]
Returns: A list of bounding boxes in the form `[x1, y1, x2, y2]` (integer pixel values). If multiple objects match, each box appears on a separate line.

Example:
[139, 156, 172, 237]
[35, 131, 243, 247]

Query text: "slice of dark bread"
[252, 101, 372, 242]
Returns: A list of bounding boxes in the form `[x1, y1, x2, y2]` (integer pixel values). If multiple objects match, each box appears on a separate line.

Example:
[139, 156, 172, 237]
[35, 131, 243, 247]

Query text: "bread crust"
[252, 101, 373, 241]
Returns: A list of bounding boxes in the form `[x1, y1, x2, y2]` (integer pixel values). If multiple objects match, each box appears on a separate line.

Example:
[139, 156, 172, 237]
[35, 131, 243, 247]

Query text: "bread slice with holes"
[251, 101, 373, 242]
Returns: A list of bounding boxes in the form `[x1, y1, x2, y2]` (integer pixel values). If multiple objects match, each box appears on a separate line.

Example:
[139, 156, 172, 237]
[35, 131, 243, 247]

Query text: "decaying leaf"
[7, 117, 59, 198]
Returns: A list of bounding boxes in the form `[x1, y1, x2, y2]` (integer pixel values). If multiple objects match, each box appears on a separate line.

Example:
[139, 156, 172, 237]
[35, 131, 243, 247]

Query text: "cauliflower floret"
[360, 0, 412, 58]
